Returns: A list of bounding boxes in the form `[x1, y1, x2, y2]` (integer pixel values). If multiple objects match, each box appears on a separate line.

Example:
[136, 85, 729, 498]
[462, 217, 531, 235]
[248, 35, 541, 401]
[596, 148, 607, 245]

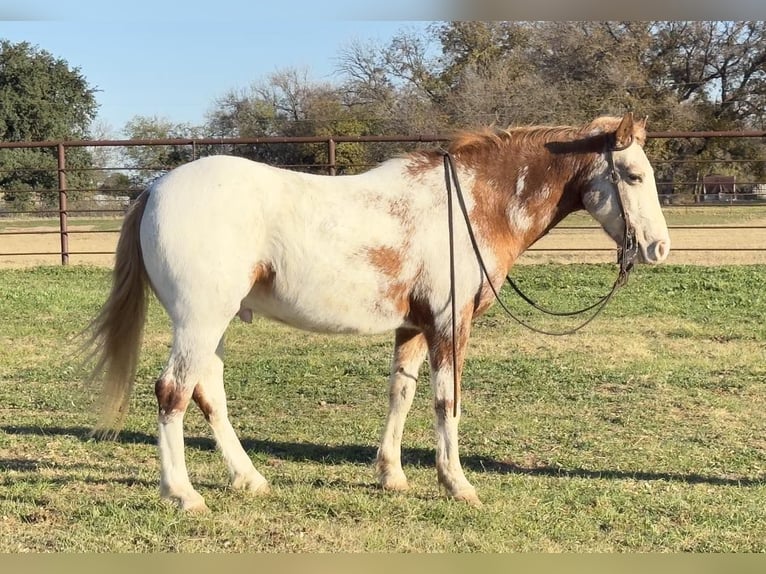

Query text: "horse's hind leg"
[155, 339, 211, 512]
[191, 338, 269, 495]
[376, 328, 427, 491]
[156, 317, 266, 512]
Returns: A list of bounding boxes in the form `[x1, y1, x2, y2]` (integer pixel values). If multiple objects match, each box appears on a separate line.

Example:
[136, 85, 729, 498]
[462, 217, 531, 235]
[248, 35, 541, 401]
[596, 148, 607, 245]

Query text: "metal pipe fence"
[0, 131, 764, 265]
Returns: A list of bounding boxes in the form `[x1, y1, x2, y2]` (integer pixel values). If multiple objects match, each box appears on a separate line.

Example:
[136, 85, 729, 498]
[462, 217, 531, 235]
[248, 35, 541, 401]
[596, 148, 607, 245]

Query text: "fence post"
[328, 138, 336, 175]
[57, 143, 69, 265]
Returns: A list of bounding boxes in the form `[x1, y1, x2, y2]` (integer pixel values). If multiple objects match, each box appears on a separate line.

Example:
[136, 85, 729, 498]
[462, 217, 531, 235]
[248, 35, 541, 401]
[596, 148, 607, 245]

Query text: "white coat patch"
[516, 166, 528, 196]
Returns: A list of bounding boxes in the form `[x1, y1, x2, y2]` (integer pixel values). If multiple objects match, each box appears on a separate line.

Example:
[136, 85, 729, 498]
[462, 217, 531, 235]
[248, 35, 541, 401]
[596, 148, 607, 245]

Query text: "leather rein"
[442, 137, 638, 416]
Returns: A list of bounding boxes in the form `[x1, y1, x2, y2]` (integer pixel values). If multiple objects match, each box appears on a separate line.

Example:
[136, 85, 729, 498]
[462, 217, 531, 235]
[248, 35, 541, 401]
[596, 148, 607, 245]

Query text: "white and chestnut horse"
[87, 113, 670, 511]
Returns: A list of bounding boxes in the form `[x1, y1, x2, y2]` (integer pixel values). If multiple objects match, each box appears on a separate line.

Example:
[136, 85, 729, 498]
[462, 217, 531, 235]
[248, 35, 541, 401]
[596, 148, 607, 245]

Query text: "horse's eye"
[627, 173, 643, 184]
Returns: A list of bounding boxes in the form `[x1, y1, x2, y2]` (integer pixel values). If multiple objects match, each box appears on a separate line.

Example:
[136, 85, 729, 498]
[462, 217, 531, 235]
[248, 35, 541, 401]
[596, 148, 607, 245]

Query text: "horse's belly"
[240, 288, 405, 335]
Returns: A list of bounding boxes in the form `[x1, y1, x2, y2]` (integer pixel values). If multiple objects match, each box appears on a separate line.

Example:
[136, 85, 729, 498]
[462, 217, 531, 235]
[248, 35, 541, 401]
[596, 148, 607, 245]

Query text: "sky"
[2, 1, 763, 137]
[1, 1, 435, 136]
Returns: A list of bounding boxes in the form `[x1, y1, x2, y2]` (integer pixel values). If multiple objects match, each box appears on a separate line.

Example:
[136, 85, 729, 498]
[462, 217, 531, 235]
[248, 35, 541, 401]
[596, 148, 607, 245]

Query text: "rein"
[442, 140, 637, 416]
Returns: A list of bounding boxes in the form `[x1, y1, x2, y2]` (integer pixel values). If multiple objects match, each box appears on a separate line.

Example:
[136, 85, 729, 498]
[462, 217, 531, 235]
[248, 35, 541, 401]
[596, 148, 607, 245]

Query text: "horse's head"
[581, 113, 670, 265]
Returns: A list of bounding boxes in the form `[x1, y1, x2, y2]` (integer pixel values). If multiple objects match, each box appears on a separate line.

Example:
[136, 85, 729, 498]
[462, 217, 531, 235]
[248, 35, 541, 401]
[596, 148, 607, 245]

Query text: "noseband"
[442, 139, 638, 415]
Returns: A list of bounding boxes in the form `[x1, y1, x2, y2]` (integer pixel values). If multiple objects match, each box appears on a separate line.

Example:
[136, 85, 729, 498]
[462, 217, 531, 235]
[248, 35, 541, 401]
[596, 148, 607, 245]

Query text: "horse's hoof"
[182, 499, 210, 513]
[379, 476, 410, 492]
[376, 461, 409, 491]
[232, 473, 270, 495]
[162, 486, 209, 513]
[451, 489, 483, 507]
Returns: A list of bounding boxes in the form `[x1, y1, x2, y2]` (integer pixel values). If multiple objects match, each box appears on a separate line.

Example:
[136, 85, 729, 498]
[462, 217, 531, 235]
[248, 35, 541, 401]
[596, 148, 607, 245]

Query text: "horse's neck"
[542, 185, 585, 231]
[504, 154, 588, 252]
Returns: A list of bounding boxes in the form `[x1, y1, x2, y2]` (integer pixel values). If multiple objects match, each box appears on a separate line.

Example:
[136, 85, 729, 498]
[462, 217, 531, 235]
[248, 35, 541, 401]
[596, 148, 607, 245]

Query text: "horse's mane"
[447, 116, 646, 157]
[405, 116, 645, 174]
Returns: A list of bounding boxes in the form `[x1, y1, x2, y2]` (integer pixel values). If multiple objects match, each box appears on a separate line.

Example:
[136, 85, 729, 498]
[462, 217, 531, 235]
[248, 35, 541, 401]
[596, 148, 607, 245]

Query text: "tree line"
[2, 21, 765, 210]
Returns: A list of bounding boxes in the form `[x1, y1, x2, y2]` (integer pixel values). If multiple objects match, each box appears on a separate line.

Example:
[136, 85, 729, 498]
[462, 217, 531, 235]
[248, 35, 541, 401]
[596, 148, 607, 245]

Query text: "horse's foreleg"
[376, 328, 427, 491]
[427, 319, 481, 506]
[191, 339, 269, 495]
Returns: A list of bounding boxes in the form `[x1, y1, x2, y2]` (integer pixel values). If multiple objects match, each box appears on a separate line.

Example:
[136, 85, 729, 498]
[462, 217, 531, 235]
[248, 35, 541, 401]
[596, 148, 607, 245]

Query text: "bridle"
[442, 136, 638, 416]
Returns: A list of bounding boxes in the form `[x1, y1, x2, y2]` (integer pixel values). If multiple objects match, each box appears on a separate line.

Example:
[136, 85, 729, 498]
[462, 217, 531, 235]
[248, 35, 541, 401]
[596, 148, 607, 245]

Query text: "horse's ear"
[632, 115, 649, 147]
[614, 112, 635, 149]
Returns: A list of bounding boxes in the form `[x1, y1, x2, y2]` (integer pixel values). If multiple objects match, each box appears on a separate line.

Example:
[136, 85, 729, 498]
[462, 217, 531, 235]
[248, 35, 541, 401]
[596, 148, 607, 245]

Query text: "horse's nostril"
[654, 240, 670, 261]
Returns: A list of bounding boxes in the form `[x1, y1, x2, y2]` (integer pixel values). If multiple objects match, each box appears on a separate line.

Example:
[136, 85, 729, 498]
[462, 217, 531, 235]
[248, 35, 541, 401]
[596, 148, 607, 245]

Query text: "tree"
[0, 40, 98, 210]
[87, 119, 121, 191]
[337, 30, 448, 135]
[206, 68, 377, 173]
[339, 21, 766, 129]
[121, 115, 203, 188]
[640, 22, 766, 197]
[201, 22, 765, 197]
[357, 21, 766, 199]
[649, 21, 766, 128]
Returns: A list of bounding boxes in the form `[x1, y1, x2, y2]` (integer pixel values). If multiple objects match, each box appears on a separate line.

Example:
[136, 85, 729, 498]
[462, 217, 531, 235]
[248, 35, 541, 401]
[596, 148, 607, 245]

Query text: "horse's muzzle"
[639, 239, 671, 264]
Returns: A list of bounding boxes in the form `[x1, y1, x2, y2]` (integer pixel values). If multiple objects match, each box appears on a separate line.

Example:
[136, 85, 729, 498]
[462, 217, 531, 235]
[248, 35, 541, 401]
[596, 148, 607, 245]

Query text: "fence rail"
[1, 131, 765, 265]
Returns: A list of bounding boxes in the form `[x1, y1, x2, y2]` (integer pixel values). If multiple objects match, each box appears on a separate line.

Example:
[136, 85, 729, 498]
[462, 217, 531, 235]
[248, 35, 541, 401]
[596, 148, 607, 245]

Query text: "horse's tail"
[85, 190, 151, 439]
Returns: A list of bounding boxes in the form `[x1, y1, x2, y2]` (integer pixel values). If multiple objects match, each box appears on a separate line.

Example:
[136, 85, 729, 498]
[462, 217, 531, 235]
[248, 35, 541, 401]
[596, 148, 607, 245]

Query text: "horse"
[86, 112, 670, 511]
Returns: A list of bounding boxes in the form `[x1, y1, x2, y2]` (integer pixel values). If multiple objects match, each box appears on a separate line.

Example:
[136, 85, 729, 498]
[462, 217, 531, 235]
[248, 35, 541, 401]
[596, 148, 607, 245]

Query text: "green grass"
[1, 264, 765, 551]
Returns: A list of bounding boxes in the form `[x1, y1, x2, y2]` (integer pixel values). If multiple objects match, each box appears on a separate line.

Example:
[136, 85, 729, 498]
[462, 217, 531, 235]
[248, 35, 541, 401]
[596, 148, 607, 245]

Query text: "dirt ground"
[1, 222, 765, 268]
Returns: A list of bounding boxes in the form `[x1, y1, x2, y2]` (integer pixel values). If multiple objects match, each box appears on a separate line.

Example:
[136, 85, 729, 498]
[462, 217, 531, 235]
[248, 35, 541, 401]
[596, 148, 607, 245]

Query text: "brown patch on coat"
[434, 398, 455, 419]
[428, 318, 470, 416]
[405, 150, 443, 178]
[426, 305, 473, 371]
[386, 280, 411, 316]
[239, 261, 276, 321]
[404, 290, 434, 332]
[466, 177, 520, 271]
[250, 261, 276, 290]
[390, 328, 428, 383]
[192, 385, 213, 422]
[366, 246, 415, 317]
[393, 328, 427, 364]
[155, 377, 191, 416]
[387, 197, 413, 223]
[367, 246, 403, 279]
[471, 269, 508, 316]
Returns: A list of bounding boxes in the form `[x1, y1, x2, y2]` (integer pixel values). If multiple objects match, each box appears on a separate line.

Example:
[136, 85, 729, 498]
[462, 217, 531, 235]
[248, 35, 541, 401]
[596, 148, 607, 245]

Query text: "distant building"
[701, 174, 737, 203]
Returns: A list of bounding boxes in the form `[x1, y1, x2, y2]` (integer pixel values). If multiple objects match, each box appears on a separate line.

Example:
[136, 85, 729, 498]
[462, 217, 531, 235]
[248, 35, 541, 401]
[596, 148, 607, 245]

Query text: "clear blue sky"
[4, 1, 760, 136]
[1, 1, 435, 136]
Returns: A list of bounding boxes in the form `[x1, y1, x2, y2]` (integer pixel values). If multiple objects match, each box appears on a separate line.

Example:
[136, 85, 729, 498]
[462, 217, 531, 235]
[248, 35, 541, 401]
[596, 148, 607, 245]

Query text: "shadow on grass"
[3, 423, 764, 488]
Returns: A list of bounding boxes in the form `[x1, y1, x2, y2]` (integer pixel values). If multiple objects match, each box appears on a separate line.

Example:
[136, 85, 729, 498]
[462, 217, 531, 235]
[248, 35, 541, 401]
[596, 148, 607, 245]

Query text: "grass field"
[1, 263, 765, 552]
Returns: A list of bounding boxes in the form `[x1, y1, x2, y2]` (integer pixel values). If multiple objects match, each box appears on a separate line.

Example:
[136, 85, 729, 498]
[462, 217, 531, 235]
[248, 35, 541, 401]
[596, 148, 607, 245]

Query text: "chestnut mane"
[447, 116, 646, 159]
